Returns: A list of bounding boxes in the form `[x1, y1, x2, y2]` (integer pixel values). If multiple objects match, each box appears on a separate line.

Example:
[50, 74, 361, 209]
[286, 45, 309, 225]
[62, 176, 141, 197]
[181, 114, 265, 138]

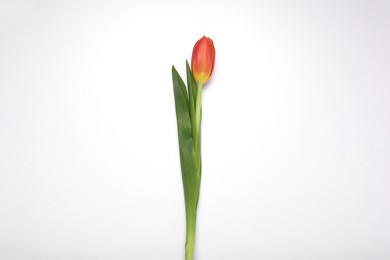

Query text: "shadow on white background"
[1, 0, 389, 259]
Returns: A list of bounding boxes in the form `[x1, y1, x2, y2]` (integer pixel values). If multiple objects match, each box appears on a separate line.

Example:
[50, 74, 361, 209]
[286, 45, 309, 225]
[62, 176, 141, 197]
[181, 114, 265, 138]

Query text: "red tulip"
[191, 36, 215, 85]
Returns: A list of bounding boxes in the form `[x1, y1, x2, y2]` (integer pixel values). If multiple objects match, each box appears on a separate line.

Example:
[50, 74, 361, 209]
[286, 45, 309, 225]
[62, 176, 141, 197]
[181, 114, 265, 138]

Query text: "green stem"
[185, 83, 202, 260]
[185, 204, 197, 260]
[193, 83, 203, 158]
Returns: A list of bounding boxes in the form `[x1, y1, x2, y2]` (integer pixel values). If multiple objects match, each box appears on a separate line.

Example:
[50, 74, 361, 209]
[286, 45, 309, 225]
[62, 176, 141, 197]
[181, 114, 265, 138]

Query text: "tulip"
[172, 36, 216, 260]
[191, 36, 215, 85]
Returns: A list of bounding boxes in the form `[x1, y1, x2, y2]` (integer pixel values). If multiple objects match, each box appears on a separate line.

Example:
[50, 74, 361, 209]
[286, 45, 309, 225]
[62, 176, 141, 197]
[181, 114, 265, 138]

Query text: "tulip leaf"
[186, 61, 202, 178]
[172, 65, 191, 144]
[172, 64, 201, 260]
[186, 60, 197, 126]
[171, 64, 200, 193]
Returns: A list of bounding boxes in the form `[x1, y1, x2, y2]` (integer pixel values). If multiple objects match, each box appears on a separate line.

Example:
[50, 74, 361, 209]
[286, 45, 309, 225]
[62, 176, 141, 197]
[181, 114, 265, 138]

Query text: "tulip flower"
[171, 36, 216, 260]
[191, 36, 216, 85]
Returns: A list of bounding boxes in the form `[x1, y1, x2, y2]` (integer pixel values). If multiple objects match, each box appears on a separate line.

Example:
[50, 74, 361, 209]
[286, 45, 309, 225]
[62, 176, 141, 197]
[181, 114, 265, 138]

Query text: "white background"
[1, 0, 390, 259]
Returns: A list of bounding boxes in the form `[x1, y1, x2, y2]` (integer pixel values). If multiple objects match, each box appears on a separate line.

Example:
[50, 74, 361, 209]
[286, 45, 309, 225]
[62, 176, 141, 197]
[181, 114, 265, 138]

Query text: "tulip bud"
[191, 36, 215, 85]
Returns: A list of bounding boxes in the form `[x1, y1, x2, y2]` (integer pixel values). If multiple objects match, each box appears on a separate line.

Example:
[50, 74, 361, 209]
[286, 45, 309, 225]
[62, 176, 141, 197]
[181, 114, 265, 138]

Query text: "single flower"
[191, 36, 215, 85]
[172, 36, 216, 260]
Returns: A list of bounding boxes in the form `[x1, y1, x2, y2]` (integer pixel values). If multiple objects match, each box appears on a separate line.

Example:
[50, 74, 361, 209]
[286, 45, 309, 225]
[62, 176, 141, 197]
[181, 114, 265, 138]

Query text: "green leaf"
[171, 64, 200, 194]
[172, 65, 201, 260]
[186, 60, 197, 129]
[172, 65, 191, 145]
[186, 61, 202, 178]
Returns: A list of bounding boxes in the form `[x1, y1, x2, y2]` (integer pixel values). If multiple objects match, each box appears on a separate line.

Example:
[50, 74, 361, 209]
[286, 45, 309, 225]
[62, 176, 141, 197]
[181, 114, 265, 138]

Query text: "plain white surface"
[1, 0, 390, 259]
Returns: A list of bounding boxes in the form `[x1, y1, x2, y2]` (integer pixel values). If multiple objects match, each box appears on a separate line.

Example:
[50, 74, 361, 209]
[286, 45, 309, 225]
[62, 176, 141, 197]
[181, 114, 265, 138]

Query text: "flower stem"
[185, 205, 197, 260]
[184, 83, 202, 260]
[194, 83, 203, 158]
